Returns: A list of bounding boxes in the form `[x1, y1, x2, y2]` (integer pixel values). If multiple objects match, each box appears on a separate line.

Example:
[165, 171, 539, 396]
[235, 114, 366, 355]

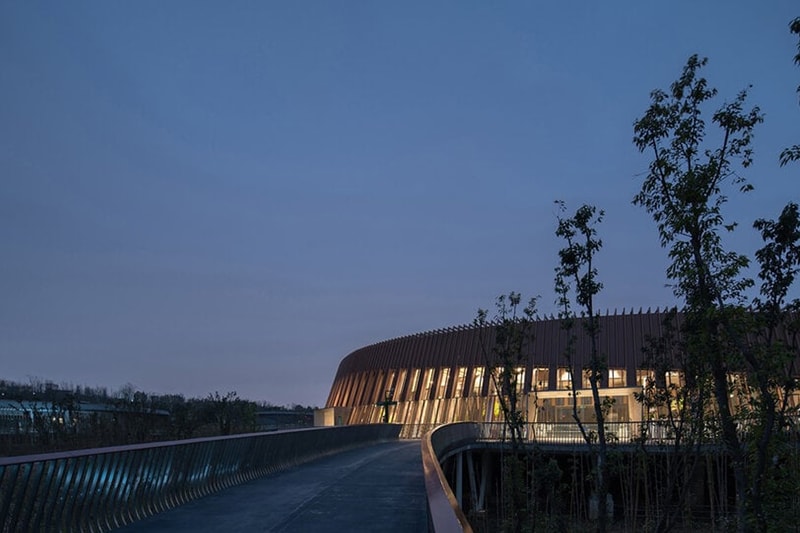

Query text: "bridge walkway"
[117, 440, 427, 533]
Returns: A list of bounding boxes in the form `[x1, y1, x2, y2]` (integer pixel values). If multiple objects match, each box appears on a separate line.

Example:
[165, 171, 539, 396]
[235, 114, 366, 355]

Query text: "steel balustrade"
[421, 422, 479, 533]
[419, 419, 760, 532]
[469, 419, 773, 446]
[0, 424, 401, 532]
[417, 420, 701, 449]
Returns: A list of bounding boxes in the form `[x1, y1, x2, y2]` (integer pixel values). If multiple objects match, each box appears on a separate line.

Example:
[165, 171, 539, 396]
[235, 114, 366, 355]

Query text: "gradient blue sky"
[1, 2, 798, 407]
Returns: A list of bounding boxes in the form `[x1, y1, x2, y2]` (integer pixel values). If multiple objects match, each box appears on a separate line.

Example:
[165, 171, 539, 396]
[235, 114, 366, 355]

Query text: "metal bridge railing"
[420, 418, 799, 533]
[410, 420, 668, 445]
[421, 423, 480, 533]
[0, 424, 401, 533]
[472, 419, 782, 445]
[475, 421, 640, 444]
[419, 420, 682, 533]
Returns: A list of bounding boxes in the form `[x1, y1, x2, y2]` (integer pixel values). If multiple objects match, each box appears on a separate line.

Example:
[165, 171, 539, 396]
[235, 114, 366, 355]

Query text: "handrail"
[421, 423, 477, 533]
[410, 419, 731, 445]
[465, 419, 774, 446]
[0, 424, 401, 532]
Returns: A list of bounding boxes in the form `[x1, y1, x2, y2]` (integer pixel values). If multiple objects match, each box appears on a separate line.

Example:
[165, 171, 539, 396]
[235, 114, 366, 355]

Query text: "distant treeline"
[0, 377, 316, 457]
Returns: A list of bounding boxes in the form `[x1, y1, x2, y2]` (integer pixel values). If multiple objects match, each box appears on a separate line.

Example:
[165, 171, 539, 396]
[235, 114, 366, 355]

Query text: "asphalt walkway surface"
[117, 440, 427, 532]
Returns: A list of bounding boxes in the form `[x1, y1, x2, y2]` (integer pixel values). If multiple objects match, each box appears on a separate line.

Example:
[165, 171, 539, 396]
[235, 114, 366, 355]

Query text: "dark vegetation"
[0, 377, 315, 457]
[476, 17, 800, 533]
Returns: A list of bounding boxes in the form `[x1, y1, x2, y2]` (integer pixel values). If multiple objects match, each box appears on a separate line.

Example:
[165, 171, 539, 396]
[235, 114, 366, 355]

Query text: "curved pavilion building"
[321, 309, 698, 428]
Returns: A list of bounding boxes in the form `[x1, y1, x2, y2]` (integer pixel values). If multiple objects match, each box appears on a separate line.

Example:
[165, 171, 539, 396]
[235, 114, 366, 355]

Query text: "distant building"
[255, 410, 313, 431]
[0, 400, 169, 436]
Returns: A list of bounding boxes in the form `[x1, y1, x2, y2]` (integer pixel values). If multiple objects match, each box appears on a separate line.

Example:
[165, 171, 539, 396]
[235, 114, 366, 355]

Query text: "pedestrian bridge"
[0, 424, 470, 532]
[2, 422, 658, 532]
[117, 440, 427, 532]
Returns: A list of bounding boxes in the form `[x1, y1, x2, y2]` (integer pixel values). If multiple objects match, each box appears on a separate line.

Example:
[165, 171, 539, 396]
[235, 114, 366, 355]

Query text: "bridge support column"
[466, 450, 488, 512]
[455, 452, 463, 508]
[479, 451, 488, 511]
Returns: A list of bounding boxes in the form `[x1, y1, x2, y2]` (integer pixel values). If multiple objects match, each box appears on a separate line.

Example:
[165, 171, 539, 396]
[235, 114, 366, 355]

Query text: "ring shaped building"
[322, 309, 798, 428]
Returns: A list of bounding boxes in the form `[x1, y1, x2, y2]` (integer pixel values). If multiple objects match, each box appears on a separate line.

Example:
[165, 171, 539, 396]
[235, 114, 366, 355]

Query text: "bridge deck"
[117, 440, 427, 533]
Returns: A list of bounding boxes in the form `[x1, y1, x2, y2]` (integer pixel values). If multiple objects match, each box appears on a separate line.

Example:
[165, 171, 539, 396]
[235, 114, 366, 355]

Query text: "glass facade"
[436, 369, 450, 399]
[343, 362, 646, 427]
[514, 366, 526, 396]
[531, 367, 549, 391]
[582, 370, 594, 389]
[471, 368, 485, 396]
[666, 371, 684, 388]
[637, 369, 655, 387]
[408, 369, 421, 400]
[422, 369, 435, 400]
[557, 368, 573, 390]
[454, 367, 468, 397]
[608, 369, 626, 388]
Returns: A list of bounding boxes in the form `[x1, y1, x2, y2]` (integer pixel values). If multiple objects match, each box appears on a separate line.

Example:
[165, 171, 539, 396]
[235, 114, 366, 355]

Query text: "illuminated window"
[489, 367, 504, 396]
[608, 369, 626, 388]
[727, 373, 750, 408]
[531, 367, 549, 391]
[454, 367, 468, 397]
[408, 369, 421, 398]
[514, 367, 526, 396]
[489, 366, 522, 396]
[666, 371, 684, 388]
[636, 369, 655, 388]
[557, 368, 573, 390]
[437, 368, 451, 398]
[727, 373, 748, 392]
[784, 382, 800, 410]
[582, 370, 595, 389]
[471, 367, 485, 396]
[422, 368, 436, 399]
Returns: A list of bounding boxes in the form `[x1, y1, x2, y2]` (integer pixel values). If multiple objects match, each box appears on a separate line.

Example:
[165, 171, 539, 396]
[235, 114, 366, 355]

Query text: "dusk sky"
[2, 2, 798, 408]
